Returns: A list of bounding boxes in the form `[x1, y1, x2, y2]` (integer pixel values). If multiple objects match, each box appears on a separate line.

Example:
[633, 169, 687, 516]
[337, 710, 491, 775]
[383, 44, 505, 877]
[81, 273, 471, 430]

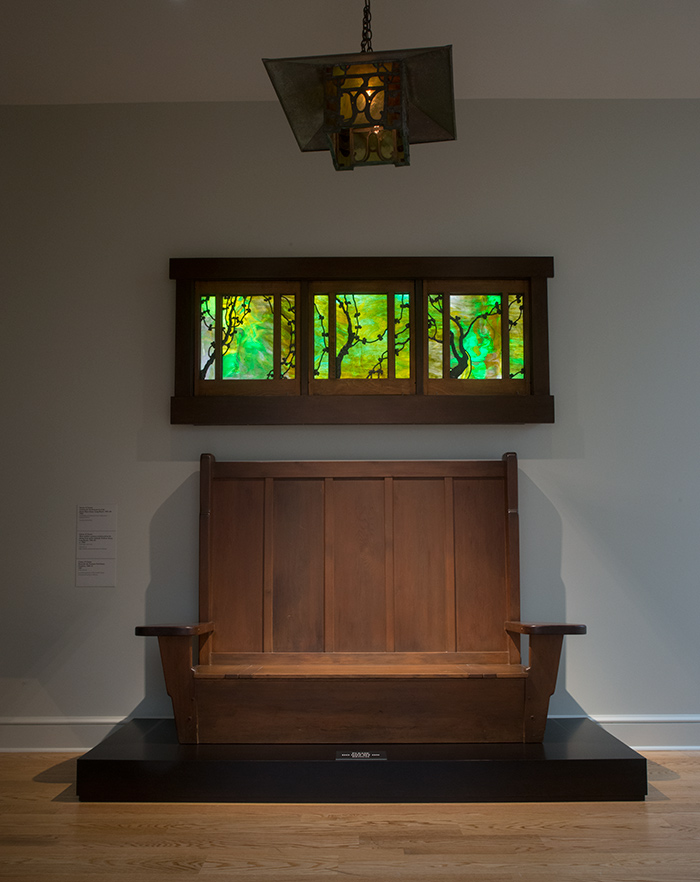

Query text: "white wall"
[1, 98, 699, 748]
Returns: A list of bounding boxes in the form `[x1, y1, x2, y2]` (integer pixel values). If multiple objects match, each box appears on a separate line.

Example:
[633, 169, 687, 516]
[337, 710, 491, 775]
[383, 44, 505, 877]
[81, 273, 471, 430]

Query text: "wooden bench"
[137, 453, 585, 744]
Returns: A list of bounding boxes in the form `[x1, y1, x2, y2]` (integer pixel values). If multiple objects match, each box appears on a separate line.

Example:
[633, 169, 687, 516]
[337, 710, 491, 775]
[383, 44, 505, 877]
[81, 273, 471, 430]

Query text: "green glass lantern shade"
[263, 46, 456, 170]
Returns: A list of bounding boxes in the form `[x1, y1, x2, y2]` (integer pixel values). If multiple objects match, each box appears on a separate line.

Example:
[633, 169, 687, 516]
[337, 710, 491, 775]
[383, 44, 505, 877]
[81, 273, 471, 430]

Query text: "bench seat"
[194, 658, 529, 680]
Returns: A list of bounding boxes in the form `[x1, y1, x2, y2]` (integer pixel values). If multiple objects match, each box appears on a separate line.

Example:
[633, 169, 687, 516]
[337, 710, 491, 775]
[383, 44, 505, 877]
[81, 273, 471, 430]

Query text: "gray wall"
[2, 98, 699, 748]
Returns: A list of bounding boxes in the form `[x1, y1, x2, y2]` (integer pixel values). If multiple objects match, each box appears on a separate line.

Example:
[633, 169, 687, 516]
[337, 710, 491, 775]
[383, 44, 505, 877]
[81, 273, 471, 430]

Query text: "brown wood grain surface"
[2, 750, 700, 881]
[140, 453, 584, 744]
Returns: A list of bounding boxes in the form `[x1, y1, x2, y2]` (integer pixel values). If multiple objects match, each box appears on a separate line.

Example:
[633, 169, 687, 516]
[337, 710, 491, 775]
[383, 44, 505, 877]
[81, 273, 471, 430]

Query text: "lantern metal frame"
[263, 44, 456, 170]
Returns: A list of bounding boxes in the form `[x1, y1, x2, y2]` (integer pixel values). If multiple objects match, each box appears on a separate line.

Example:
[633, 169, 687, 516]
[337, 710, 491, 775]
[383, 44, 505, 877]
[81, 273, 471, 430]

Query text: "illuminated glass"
[199, 292, 296, 382]
[450, 294, 501, 379]
[221, 296, 273, 380]
[200, 295, 216, 380]
[428, 293, 502, 379]
[280, 295, 296, 379]
[313, 295, 330, 379]
[336, 294, 387, 379]
[508, 294, 525, 379]
[395, 293, 411, 379]
[427, 295, 444, 379]
[314, 291, 411, 380]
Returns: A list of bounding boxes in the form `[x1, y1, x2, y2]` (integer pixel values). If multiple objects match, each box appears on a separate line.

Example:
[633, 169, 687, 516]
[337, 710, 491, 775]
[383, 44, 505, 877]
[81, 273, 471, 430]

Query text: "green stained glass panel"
[314, 295, 330, 378]
[335, 294, 388, 379]
[280, 295, 296, 379]
[221, 295, 274, 380]
[449, 294, 501, 379]
[394, 293, 411, 379]
[427, 295, 444, 379]
[508, 294, 525, 379]
[200, 295, 216, 380]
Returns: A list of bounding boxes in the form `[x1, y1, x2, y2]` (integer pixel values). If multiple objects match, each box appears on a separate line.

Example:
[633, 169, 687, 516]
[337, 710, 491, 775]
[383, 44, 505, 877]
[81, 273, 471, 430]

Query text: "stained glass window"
[426, 282, 528, 388]
[311, 285, 413, 389]
[174, 258, 553, 425]
[195, 282, 299, 392]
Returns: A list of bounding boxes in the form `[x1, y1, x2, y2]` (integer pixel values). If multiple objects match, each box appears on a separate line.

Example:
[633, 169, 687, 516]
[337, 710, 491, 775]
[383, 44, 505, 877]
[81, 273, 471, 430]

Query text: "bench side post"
[157, 635, 198, 743]
[503, 452, 522, 665]
[523, 632, 564, 742]
[199, 453, 214, 664]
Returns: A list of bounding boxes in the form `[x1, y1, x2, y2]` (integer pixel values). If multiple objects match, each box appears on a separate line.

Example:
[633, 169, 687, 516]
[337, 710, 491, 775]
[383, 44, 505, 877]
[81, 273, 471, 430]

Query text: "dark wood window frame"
[170, 256, 555, 425]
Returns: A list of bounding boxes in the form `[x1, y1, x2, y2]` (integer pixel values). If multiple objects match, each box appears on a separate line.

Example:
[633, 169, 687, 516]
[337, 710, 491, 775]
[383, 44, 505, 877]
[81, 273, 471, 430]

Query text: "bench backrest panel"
[200, 457, 520, 661]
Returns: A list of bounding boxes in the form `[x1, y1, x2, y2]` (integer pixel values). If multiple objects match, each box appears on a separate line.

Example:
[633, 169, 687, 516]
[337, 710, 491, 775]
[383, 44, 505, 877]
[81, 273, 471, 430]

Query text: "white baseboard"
[1, 715, 699, 752]
[0, 717, 126, 752]
[555, 715, 700, 750]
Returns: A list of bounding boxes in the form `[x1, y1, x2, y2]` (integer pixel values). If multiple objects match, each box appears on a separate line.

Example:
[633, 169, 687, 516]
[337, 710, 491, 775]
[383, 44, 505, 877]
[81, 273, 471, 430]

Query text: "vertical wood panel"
[332, 479, 387, 652]
[393, 479, 448, 651]
[324, 478, 335, 652]
[272, 479, 325, 651]
[263, 478, 274, 653]
[453, 477, 508, 652]
[444, 477, 457, 651]
[210, 478, 265, 652]
[384, 477, 395, 651]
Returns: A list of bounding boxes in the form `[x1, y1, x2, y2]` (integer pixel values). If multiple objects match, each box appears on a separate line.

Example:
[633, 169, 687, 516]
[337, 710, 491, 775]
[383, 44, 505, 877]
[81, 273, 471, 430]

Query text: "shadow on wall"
[519, 469, 587, 717]
[129, 461, 588, 721]
[130, 471, 199, 719]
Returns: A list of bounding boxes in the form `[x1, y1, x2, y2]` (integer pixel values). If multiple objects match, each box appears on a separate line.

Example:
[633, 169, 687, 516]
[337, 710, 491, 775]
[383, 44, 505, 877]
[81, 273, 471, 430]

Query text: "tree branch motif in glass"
[313, 291, 410, 380]
[199, 292, 296, 382]
[200, 295, 216, 380]
[508, 294, 525, 379]
[428, 294, 500, 379]
[428, 291, 526, 381]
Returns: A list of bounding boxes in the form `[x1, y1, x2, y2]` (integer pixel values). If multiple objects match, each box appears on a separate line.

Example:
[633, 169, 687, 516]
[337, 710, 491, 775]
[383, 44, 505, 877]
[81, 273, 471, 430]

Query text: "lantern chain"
[361, 0, 373, 53]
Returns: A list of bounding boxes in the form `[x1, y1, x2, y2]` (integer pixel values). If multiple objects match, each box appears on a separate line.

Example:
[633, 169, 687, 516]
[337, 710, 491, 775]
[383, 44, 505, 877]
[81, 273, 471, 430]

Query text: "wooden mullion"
[273, 293, 282, 380]
[442, 293, 450, 379]
[329, 294, 337, 381]
[501, 293, 510, 381]
[299, 283, 310, 395]
[215, 294, 223, 381]
[414, 280, 425, 396]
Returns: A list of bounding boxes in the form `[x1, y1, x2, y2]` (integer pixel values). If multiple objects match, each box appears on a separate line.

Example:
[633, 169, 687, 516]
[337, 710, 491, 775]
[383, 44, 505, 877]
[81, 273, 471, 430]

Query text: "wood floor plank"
[1, 750, 700, 881]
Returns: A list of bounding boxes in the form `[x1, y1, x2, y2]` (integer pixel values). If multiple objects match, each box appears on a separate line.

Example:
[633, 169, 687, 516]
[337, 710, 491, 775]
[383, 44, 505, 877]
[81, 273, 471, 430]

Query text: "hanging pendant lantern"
[263, 2, 456, 170]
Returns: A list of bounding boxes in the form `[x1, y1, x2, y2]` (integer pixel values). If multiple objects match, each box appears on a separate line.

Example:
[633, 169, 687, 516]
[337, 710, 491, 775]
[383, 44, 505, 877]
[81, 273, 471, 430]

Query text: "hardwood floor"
[1, 751, 699, 881]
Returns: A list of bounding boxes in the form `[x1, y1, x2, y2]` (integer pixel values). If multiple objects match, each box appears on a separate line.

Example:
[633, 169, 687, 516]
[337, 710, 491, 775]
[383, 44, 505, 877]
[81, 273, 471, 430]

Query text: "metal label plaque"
[335, 750, 387, 761]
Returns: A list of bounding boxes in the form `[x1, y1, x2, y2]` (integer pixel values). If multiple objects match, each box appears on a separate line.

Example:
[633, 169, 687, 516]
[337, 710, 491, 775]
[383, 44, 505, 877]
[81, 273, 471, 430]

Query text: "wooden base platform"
[76, 717, 647, 803]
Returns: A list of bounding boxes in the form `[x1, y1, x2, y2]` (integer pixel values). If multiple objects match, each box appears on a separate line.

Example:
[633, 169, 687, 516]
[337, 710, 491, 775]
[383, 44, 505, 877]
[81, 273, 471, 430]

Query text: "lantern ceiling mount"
[263, 1, 456, 171]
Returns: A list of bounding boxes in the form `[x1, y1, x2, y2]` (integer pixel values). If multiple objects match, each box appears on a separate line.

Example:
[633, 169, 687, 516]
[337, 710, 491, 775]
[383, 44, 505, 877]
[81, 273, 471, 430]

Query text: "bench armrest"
[135, 622, 214, 637]
[505, 621, 586, 636]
